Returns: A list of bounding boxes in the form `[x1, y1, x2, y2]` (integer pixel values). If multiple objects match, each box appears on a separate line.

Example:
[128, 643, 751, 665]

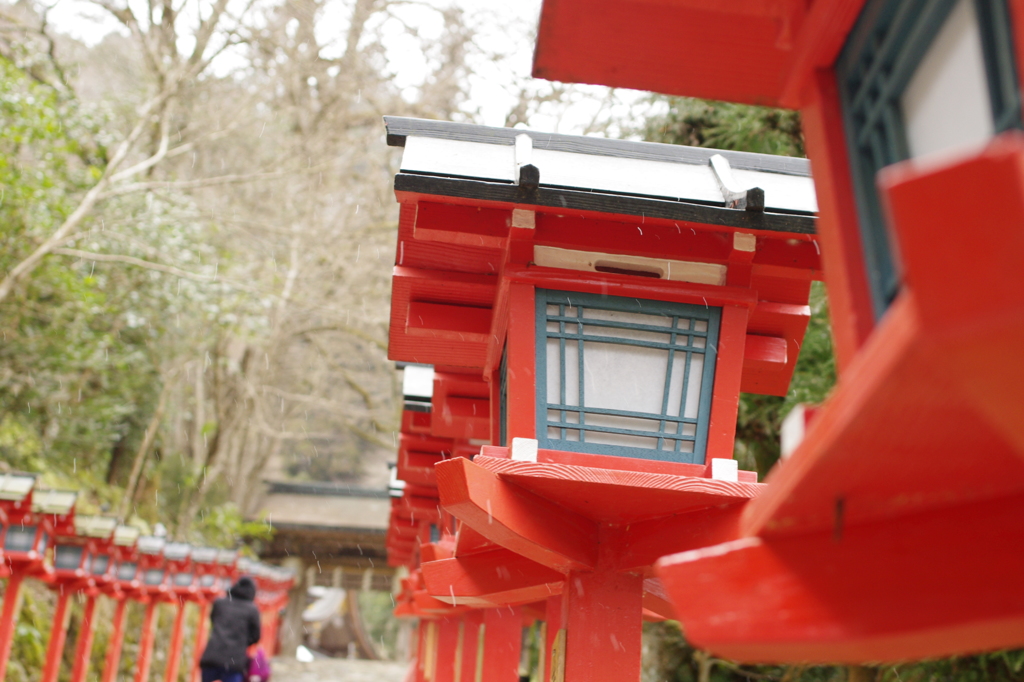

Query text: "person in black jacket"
[199, 576, 262, 682]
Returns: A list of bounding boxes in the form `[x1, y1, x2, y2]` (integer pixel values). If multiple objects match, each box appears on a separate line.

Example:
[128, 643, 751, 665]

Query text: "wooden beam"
[743, 335, 788, 371]
[657, 492, 1024, 663]
[413, 201, 509, 250]
[422, 548, 565, 607]
[407, 302, 491, 342]
[615, 505, 745, 571]
[435, 457, 598, 572]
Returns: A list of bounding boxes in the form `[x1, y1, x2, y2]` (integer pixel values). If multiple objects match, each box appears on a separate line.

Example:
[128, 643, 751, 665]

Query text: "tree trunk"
[118, 383, 171, 521]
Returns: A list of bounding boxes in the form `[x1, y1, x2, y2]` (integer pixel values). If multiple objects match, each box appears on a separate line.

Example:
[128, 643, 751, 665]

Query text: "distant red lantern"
[382, 115, 822, 681]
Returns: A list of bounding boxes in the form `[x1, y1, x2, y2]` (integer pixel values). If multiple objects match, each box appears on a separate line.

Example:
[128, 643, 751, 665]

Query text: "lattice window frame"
[535, 289, 720, 464]
[837, 0, 1021, 318]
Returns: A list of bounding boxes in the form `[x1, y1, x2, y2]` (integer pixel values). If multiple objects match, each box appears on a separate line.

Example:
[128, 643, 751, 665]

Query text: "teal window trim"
[90, 554, 110, 576]
[4, 525, 38, 552]
[535, 289, 720, 464]
[143, 568, 164, 585]
[117, 561, 138, 581]
[54, 544, 84, 570]
[837, 0, 1021, 318]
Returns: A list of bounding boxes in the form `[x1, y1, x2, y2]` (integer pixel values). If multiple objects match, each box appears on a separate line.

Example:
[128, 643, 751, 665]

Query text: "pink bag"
[248, 647, 271, 682]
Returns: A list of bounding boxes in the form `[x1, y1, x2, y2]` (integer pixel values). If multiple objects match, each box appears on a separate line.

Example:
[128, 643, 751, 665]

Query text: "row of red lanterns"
[0, 473, 293, 682]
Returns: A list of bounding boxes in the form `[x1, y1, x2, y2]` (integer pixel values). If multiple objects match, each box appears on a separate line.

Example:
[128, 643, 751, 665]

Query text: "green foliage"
[3, 583, 50, 682]
[638, 97, 804, 157]
[734, 282, 836, 477]
[358, 590, 402, 660]
[0, 57, 162, 492]
[195, 502, 274, 547]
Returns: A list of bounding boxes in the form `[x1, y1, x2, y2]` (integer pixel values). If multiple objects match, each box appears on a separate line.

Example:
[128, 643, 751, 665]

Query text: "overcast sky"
[46, 0, 650, 135]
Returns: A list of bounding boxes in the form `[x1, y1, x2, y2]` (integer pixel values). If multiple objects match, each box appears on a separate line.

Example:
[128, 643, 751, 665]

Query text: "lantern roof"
[163, 542, 191, 561]
[191, 547, 218, 564]
[137, 535, 166, 555]
[31, 489, 77, 515]
[113, 525, 141, 547]
[74, 515, 117, 539]
[216, 548, 238, 565]
[0, 473, 35, 502]
[531, 0, 820, 108]
[384, 116, 820, 390]
[385, 116, 817, 231]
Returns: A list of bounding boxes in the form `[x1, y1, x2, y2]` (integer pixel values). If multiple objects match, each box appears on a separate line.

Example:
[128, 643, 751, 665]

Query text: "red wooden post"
[543, 595, 563, 682]
[458, 611, 483, 682]
[69, 594, 98, 682]
[101, 598, 129, 682]
[163, 600, 188, 682]
[434, 616, 460, 682]
[189, 600, 211, 682]
[562, 571, 643, 682]
[41, 588, 73, 682]
[417, 620, 432, 682]
[481, 607, 522, 682]
[0, 573, 25, 680]
[133, 601, 159, 682]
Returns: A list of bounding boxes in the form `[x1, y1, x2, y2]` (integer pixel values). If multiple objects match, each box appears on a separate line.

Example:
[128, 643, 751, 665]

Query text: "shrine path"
[271, 657, 409, 681]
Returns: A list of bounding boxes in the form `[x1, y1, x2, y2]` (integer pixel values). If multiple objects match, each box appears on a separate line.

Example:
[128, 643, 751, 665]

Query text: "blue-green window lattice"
[535, 289, 720, 463]
[837, 0, 1021, 317]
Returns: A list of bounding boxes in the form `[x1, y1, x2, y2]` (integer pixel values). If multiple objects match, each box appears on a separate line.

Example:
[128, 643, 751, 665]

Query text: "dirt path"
[271, 657, 409, 682]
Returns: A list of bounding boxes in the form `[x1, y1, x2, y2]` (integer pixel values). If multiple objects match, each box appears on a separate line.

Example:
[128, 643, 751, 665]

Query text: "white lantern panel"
[901, 0, 994, 161]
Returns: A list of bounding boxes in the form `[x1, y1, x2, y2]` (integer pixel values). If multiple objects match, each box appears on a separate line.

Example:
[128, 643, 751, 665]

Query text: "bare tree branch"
[52, 248, 219, 282]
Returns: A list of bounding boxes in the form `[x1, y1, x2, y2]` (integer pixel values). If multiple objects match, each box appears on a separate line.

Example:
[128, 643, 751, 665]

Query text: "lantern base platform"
[436, 455, 761, 574]
[421, 544, 676, 620]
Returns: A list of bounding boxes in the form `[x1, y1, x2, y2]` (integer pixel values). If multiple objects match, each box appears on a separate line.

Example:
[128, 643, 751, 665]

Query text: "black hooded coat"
[199, 576, 262, 671]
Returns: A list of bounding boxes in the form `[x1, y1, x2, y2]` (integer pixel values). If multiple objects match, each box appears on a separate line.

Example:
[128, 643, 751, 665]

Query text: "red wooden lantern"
[383, 116, 821, 681]
[0, 473, 38, 680]
[35, 490, 79, 682]
[1, 476, 52, 577]
[160, 542, 194, 682]
[132, 536, 168, 682]
[390, 364, 519, 682]
[191, 546, 221, 598]
[66, 515, 118, 682]
[533, 0, 1024, 664]
[251, 563, 293, 657]
[100, 524, 141, 682]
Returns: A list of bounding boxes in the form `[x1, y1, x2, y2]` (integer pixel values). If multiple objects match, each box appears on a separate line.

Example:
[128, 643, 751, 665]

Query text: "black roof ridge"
[394, 173, 816, 235]
[383, 116, 811, 178]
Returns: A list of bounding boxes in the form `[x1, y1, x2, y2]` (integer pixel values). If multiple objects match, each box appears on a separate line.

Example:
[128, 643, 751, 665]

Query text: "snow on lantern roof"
[31, 489, 77, 515]
[0, 473, 35, 502]
[216, 548, 238, 565]
[74, 515, 117, 539]
[163, 542, 191, 561]
[114, 525, 141, 547]
[384, 116, 818, 225]
[137, 536, 166, 555]
[191, 547, 218, 564]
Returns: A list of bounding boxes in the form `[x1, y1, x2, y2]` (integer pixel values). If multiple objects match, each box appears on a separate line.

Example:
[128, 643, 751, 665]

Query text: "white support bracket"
[511, 437, 539, 463]
[709, 154, 765, 212]
[514, 134, 539, 190]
